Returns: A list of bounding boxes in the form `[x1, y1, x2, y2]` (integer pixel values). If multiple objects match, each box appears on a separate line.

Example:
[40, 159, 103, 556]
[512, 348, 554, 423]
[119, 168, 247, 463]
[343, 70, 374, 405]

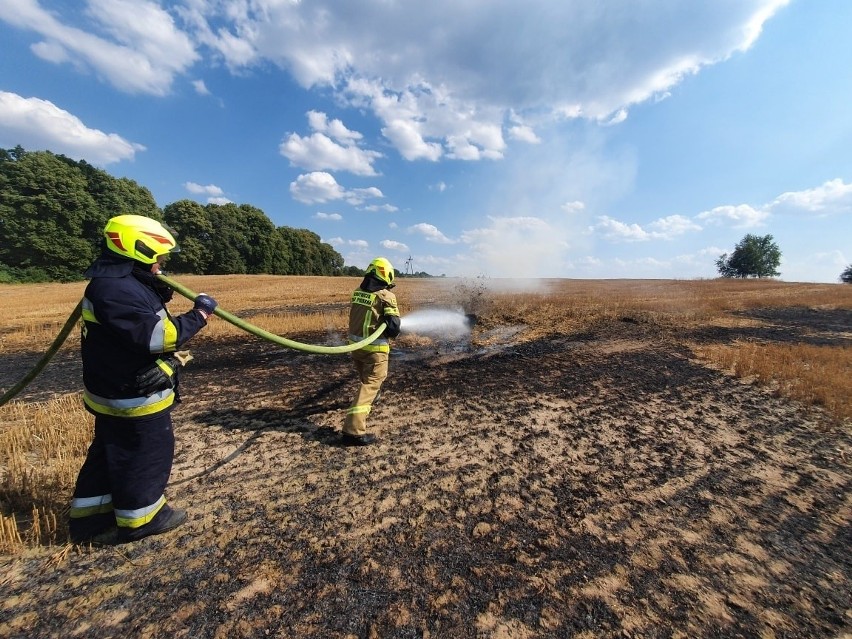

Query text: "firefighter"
[342, 257, 401, 446]
[69, 214, 218, 544]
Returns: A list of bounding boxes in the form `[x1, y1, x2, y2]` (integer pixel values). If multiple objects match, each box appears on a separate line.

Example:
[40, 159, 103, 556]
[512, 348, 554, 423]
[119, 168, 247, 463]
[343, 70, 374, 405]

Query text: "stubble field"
[1, 275, 851, 638]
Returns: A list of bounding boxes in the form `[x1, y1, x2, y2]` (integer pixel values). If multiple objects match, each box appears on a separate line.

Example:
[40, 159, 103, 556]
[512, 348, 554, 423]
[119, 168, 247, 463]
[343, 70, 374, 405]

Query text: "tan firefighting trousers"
[343, 349, 389, 436]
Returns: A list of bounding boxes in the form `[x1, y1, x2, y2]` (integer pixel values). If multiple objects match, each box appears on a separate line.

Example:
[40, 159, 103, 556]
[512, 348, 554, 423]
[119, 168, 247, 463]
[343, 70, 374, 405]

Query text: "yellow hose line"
[0, 300, 83, 407]
[0, 275, 382, 406]
[156, 274, 385, 354]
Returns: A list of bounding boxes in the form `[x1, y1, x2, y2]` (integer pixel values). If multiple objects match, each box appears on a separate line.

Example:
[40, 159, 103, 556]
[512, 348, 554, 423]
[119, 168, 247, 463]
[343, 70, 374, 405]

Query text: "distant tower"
[404, 255, 414, 275]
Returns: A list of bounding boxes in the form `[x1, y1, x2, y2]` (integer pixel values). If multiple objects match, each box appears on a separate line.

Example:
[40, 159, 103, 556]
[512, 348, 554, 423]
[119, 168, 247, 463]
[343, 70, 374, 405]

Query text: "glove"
[382, 314, 401, 338]
[193, 293, 218, 320]
[135, 357, 180, 396]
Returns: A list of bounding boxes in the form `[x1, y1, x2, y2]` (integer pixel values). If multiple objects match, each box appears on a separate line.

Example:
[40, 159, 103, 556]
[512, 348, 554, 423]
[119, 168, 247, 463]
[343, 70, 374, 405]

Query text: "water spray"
[400, 309, 476, 338]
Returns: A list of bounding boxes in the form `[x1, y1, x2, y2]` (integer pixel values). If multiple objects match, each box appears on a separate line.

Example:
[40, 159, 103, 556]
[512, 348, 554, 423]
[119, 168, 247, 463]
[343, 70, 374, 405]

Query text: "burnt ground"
[1, 308, 851, 638]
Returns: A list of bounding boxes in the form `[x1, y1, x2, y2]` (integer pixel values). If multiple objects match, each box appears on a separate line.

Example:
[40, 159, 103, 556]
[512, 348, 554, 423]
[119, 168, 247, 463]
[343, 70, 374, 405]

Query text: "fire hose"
[0, 274, 385, 407]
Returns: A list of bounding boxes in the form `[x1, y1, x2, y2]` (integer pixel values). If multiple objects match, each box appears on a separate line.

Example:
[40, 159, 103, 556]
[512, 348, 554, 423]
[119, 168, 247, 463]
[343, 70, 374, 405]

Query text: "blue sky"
[1, 0, 850, 281]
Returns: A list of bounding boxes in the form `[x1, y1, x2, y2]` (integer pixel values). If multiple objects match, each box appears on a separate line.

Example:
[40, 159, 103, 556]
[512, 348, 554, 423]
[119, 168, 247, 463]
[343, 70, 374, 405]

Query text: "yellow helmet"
[366, 257, 395, 287]
[103, 214, 179, 264]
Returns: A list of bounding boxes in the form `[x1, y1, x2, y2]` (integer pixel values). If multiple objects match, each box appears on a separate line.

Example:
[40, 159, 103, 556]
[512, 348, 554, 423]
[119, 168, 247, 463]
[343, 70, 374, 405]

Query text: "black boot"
[341, 432, 378, 446]
[117, 505, 187, 543]
[69, 512, 116, 544]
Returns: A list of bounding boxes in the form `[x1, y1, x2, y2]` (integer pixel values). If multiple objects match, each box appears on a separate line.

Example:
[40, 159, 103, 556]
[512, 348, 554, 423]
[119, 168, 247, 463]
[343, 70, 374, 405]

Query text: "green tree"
[0, 150, 101, 280]
[0, 146, 349, 280]
[841, 264, 852, 284]
[716, 234, 781, 279]
[163, 199, 214, 274]
[0, 148, 162, 281]
[277, 227, 343, 275]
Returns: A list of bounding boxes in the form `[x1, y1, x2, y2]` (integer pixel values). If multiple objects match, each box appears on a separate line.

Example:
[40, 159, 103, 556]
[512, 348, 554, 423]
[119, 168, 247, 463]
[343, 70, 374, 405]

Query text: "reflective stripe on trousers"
[344, 349, 389, 436]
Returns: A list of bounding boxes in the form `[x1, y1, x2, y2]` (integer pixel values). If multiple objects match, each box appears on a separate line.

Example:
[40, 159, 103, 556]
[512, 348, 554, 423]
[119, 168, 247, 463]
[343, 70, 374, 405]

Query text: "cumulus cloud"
[768, 178, 852, 215]
[0, 91, 143, 164]
[184, 181, 231, 204]
[508, 125, 541, 144]
[289, 171, 384, 205]
[380, 118, 443, 162]
[648, 214, 702, 236]
[184, 181, 223, 197]
[696, 204, 769, 228]
[192, 79, 210, 95]
[170, 0, 787, 160]
[407, 223, 456, 244]
[593, 215, 654, 242]
[313, 212, 343, 221]
[2, 1, 789, 166]
[0, 0, 198, 95]
[307, 110, 362, 144]
[381, 239, 409, 252]
[561, 201, 586, 214]
[362, 204, 399, 213]
[280, 111, 382, 175]
[592, 213, 701, 242]
[289, 172, 347, 204]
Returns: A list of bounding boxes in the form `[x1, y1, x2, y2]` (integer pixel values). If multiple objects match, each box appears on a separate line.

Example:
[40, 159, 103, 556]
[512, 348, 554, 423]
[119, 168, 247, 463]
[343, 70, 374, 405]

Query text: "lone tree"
[841, 264, 852, 284]
[716, 234, 781, 279]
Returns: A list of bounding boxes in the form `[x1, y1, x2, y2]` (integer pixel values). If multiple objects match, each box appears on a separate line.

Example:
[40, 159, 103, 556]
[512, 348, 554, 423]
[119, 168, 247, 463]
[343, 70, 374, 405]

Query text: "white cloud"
[289, 171, 384, 205]
[0, 91, 144, 164]
[561, 201, 586, 214]
[0, 0, 198, 95]
[280, 111, 382, 175]
[381, 239, 409, 252]
[349, 187, 384, 204]
[280, 132, 382, 176]
[2, 0, 789, 168]
[769, 178, 852, 215]
[696, 204, 769, 228]
[592, 213, 702, 242]
[407, 223, 456, 244]
[289, 172, 347, 204]
[307, 110, 362, 144]
[192, 79, 210, 96]
[184, 181, 230, 204]
[362, 204, 399, 213]
[167, 0, 788, 161]
[380, 118, 443, 162]
[184, 182, 223, 197]
[508, 125, 541, 144]
[592, 215, 653, 242]
[313, 212, 342, 221]
[648, 214, 702, 236]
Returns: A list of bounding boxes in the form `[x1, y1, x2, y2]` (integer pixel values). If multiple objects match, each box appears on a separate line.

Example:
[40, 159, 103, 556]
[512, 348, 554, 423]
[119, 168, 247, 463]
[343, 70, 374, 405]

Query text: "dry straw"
[1, 275, 850, 552]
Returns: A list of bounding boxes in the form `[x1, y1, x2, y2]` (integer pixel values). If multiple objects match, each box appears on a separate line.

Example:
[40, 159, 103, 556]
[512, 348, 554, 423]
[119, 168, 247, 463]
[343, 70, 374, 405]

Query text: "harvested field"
[1, 277, 851, 638]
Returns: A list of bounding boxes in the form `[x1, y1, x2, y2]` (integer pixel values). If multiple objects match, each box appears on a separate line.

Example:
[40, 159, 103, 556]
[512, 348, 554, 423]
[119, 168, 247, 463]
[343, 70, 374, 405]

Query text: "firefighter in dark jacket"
[69, 214, 218, 544]
[342, 257, 401, 446]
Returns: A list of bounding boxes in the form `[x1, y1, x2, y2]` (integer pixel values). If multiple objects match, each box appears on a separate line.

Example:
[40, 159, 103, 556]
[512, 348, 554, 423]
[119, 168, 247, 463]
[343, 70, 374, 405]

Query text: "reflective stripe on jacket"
[81, 265, 207, 420]
[347, 288, 399, 353]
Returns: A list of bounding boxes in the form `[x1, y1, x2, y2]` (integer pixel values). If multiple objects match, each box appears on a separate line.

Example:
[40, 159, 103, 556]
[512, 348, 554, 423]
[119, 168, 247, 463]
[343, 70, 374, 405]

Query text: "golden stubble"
[1, 275, 850, 552]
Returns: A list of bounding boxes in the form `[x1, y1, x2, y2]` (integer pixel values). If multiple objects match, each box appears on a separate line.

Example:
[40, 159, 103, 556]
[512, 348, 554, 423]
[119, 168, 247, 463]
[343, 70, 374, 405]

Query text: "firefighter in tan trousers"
[342, 257, 401, 446]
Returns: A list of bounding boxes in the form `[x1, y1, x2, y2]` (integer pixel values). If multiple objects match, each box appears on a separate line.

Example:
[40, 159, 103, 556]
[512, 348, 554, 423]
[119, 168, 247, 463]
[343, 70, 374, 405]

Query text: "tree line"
[0, 146, 361, 283]
[2, 146, 847, 284]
